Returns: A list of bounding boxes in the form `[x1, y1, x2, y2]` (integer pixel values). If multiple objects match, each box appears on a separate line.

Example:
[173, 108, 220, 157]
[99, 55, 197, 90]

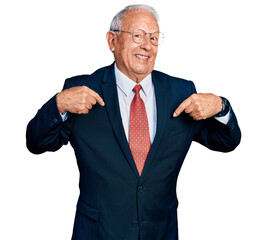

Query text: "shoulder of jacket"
[152, 69, 194, 86]
[63, 65, 111, 89]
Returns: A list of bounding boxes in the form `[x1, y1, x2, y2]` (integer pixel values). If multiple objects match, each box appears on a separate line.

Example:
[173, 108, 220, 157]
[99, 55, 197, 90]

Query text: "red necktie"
[129, 85, 151, 175]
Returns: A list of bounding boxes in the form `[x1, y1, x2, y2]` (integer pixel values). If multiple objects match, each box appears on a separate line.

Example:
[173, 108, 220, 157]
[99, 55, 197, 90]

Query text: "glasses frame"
[112, 29, 164, 46]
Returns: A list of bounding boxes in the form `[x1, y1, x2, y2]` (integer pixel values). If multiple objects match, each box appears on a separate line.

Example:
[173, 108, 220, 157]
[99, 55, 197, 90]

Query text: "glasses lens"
[132, 30, 145, 44]
[151, 32, 164, 46]
[132, 30, 164, 46]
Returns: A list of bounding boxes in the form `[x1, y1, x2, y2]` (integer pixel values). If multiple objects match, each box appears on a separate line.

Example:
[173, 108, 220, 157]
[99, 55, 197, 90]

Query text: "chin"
[133, 65, 152, 75]
[134, 70, 149, 77]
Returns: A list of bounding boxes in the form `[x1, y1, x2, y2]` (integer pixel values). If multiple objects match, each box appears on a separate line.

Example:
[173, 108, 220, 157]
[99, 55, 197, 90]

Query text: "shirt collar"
[114, 63, 152, 97]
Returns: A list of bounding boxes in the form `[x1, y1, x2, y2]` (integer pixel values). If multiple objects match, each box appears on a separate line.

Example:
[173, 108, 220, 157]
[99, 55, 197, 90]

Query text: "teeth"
[135, 54, 148, 59]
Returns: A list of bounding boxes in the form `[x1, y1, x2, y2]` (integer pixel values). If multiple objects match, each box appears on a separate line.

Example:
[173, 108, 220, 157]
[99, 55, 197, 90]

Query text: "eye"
[150, 36, 158, 41]
[133, 33, 142, 38]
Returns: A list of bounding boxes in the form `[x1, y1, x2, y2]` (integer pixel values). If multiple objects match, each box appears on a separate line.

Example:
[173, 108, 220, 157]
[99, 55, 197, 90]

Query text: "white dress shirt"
[114, 64, 157, 143]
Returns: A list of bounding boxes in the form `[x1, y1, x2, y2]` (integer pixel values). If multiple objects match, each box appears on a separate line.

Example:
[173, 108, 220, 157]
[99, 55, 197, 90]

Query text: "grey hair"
[109, 4, 159, 31]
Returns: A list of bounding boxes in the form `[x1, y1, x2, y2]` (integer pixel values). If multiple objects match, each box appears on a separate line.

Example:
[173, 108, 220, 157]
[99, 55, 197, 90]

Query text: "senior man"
[26, 4, 241, 240]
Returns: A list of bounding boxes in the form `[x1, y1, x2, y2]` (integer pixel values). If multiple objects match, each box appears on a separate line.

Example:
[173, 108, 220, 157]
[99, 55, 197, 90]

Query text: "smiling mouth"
[135, 54, 149, 60]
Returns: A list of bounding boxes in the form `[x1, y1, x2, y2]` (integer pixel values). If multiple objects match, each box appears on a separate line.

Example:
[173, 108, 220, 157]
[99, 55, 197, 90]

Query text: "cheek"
[153, 48, 158, 58]
[114, 46, 127, 62]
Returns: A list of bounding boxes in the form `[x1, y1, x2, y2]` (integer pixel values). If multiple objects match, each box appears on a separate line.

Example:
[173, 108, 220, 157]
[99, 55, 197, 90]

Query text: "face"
[107, 9, 159, 82]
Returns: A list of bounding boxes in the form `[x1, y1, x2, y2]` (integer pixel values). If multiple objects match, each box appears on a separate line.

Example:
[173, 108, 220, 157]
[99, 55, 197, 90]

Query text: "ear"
[106, 31, 117, 52]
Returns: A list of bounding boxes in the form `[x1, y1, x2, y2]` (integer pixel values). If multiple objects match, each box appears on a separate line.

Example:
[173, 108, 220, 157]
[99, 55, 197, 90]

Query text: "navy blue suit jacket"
[26, 63, 241, 240]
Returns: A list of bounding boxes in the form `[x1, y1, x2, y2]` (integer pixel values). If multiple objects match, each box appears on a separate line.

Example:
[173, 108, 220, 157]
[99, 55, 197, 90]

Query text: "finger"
[190, 112, 199, 120]
[86, 96, 97, 106]
[184, 103, 195, 114]
[86, 103, 93, 110]
[77, 107, 89, 114]
[173, 98, 192, 117]
[89, 89, 105, 106]
[192, 115, 203, 121]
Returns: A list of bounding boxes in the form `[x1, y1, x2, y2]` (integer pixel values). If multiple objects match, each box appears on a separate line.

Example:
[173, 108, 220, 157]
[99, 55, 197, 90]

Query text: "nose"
[140, 34, 152, 51]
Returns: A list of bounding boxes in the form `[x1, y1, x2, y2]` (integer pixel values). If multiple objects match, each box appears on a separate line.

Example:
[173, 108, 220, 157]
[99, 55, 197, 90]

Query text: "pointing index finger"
[89, 89, 105, 106]
[173, 97, 192, 117]
[96, 94, 105, 106]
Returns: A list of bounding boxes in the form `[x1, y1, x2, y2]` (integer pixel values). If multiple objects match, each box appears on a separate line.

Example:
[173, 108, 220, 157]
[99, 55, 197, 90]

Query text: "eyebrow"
[135, 28, 160, 33]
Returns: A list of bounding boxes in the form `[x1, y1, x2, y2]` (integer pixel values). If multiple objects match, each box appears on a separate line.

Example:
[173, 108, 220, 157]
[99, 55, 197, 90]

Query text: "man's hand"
[173, 93, 222, 120]
[56, 86, 105, 114]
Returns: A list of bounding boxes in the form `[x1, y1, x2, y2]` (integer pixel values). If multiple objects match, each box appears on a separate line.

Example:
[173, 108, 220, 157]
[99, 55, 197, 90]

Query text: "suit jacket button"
[138, 186, 144, 192]
[132, 220, 138, 228]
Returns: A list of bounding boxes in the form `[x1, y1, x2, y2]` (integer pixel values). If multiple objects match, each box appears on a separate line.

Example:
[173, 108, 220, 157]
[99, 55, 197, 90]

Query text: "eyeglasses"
[113, 29, 164, 46]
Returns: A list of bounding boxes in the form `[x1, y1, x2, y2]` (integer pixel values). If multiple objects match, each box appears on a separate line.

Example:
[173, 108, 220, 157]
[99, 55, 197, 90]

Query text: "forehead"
[121, 9, 159, 32]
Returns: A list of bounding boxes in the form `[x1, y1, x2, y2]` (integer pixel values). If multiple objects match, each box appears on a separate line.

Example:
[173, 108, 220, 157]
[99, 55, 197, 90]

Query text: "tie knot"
[133, 84, 142, 94]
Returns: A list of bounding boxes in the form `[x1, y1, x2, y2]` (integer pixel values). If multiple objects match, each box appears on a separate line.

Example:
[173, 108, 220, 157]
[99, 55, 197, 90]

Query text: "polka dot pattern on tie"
[129, 85, 151, 175]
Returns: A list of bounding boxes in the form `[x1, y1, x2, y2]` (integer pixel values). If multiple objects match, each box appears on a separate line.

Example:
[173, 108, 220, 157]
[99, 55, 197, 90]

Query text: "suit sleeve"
[190, 82, 241, 152]
[26, 79, 72, 154]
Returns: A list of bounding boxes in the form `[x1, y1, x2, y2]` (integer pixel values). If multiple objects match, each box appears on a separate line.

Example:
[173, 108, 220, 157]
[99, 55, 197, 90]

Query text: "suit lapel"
[140, 71, 168, 182]
[101, 65, 168, 181]
[101, 64, 140, 178]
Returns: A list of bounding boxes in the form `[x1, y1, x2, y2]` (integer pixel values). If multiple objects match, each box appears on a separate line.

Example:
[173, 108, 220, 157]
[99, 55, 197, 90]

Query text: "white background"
[1, 0, 266, 239]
